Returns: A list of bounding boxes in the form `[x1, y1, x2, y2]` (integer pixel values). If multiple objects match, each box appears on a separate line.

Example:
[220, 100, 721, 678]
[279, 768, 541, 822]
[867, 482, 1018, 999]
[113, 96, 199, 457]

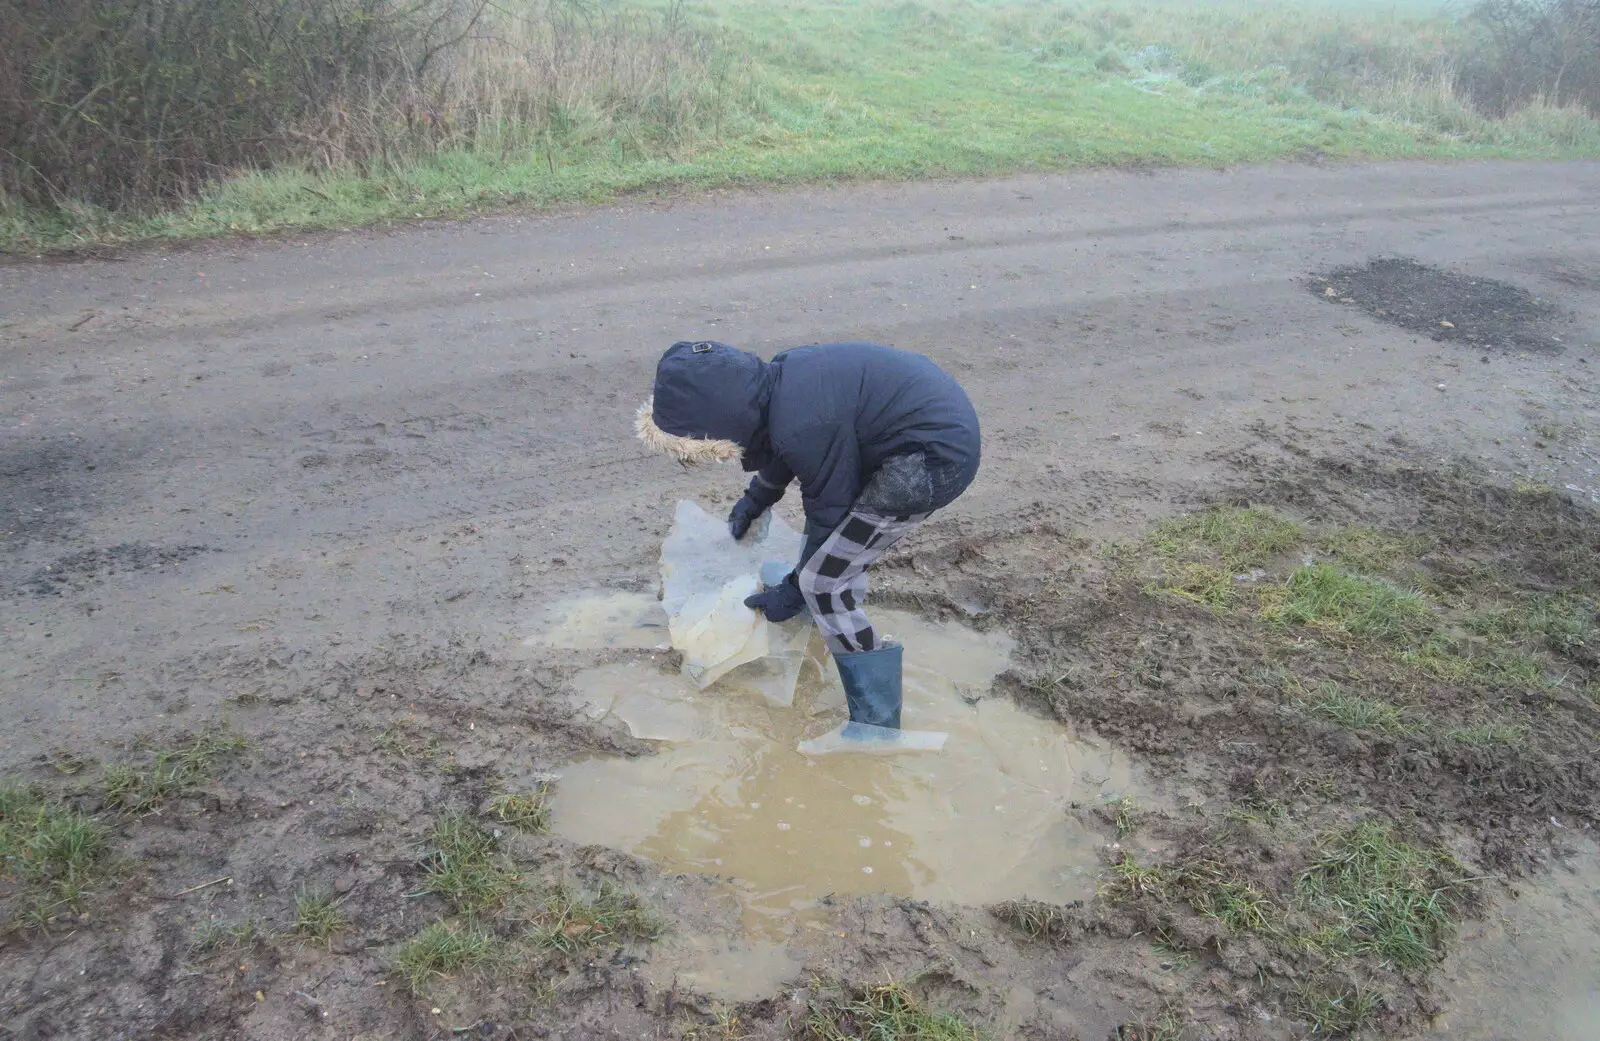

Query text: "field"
[4, 0, 1600, 251]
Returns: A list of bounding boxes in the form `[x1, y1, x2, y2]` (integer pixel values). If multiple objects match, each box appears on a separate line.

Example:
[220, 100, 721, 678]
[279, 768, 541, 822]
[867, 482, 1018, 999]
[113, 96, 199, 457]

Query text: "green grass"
[1108, 795, 1145, 838]
[293, 888, 350, 941]
[0, 784, 113, 928]
[375, 720, 439, 762]
[1294, 821, 1472, 969]
[417, 814, 521, 914]
[393, 919, 498, 994]
[8, 0, 1599, 253]
[1146, 506, 1306, 606]
[1147, 560, 1239, 608]
[1152, 506, 1305, 571]
[1297, 680, 1416, 734]
[807, 978, 985, 1041]
[1265, 563, 1432, 641]
[990, 898, 1073, 941]
[1318, 526, 1428, 573]
[1468, 594, 1598, 663]
[1104, 822, 1473, 973]
[525, 880, 664, 952]
[488, 785, 553, 835]
[1293, 983, 1380, 1036]
[102, 730, 247, 813]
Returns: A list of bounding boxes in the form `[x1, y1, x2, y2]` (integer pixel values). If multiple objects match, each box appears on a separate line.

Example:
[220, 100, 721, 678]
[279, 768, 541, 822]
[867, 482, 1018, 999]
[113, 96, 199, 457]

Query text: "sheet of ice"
[660, 500, 810, 702]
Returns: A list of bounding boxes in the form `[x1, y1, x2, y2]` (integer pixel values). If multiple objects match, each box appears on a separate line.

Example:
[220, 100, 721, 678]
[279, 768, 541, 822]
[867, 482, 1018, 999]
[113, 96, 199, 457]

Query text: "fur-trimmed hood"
[634, 399, 741, 464]
[636, 341, 769, 466]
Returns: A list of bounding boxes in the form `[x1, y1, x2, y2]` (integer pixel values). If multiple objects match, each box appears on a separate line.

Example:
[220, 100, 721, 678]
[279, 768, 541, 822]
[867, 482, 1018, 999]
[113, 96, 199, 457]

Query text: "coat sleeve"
[744, 459, 793, 511]
[782, 420, 861, 565]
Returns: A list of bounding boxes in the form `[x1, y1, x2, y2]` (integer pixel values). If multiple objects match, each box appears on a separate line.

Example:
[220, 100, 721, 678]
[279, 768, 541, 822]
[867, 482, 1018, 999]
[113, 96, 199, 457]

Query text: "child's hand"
[744, 572, 807, 622]
[728, 495, 767, 540]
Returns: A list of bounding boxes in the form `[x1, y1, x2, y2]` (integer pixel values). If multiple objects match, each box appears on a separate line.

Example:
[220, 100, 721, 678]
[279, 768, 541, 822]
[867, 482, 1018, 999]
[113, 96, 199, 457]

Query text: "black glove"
[728, 495, 768, 541]
[744, 571, 807, 622]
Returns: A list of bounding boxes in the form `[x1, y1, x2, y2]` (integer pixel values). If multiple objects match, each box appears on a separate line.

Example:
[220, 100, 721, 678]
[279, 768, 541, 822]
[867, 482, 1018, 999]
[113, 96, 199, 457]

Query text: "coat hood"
[636, 341, 769, 465]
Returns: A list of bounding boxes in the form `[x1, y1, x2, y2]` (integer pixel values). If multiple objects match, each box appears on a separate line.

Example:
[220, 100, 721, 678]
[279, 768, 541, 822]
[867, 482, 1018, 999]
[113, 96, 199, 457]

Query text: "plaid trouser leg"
[796, 510, 929, 655]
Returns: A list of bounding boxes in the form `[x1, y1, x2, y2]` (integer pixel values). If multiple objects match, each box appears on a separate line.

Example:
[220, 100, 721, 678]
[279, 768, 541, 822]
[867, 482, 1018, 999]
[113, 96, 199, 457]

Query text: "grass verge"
[6, 0, 1599, 253]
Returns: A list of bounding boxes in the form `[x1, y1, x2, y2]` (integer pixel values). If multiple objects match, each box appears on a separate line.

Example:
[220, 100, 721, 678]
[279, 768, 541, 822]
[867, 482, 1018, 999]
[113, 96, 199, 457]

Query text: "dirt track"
[3, 160, 1599, 1040]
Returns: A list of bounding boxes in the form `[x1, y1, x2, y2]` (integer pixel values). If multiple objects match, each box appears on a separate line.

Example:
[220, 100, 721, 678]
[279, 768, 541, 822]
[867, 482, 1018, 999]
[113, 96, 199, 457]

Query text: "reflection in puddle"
[551, 610, 1149, 936]
[1426, 837, 1600, 1041]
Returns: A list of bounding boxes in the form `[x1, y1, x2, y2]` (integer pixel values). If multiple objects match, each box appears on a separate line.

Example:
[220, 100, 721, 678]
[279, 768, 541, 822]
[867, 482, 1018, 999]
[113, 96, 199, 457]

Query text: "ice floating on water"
[661, 500, 817, 705]
[796, 721, 948, 755]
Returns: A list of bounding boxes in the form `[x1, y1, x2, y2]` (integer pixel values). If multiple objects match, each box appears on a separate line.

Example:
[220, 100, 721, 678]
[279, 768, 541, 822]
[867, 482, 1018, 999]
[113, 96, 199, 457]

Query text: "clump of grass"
[1112, 1009, 1186, 1041]
[375, 720, 438, 762]
[418, 813, 520, 914]
[393, 919, 497, 994]
[1147, 561, 1237, 608]
[1103, 822, 1473, 974]
[990, 898, 1073, 941]
[686, 1003, 749, 1041]
[489, 785, 552, 834]
[525, 880, 663, 952]
[1106, 795, 1145, 838]
[1318, 526, 1428, 573]
[1294, 821, 1473, 969]
[1293, 982, 1380, 1036]
[807, 978, 984, 1041]
[293, 888, 349, 941]
[1469, 593, 1598, 662]
[189, 916, 269, 956]
[0, 783, 113, 928]
[1103, 853, 1176, 899]
[1187, 867, 1277, 934]
[1296, 679, 1417, 735]
[1264, 563, 1432, 641]
[1152, 506, 1304, 571]
[102, 729, 246, 813]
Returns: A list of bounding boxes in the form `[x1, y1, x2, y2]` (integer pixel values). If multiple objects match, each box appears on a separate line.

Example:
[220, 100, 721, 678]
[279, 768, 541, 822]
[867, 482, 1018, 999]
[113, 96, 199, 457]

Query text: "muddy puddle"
[1424, 836, 1600, 1041]
[541, 605, 1151, 939]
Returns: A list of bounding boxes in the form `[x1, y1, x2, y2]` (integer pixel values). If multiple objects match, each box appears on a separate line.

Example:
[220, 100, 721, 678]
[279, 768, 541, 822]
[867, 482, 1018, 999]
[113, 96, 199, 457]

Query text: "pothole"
[545, 609, 1155, 939]
[1310, 257, 1563, 351]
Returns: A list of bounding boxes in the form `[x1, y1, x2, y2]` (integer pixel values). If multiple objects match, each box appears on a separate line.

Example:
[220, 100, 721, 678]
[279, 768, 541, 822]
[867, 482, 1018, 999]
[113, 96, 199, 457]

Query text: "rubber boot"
[834, 644, 903, 730]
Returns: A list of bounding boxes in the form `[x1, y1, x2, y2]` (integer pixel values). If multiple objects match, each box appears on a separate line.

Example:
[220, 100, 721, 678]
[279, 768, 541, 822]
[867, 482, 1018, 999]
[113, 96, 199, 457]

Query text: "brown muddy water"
[537, 605, 1153, 938]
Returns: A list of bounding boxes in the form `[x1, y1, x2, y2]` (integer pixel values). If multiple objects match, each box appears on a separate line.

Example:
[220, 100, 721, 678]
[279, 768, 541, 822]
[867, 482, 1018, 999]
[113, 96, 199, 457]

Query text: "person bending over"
[636, 339, 980, 733]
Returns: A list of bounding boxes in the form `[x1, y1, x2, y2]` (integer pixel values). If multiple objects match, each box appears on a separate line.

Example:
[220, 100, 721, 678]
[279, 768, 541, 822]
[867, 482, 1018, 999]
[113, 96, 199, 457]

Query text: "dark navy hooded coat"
[649, 340, 981, 564]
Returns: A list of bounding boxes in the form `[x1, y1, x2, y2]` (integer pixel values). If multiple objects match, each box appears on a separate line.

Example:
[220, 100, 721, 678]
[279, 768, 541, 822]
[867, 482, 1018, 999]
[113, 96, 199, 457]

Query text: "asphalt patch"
[1310, 257, 1562, 351]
